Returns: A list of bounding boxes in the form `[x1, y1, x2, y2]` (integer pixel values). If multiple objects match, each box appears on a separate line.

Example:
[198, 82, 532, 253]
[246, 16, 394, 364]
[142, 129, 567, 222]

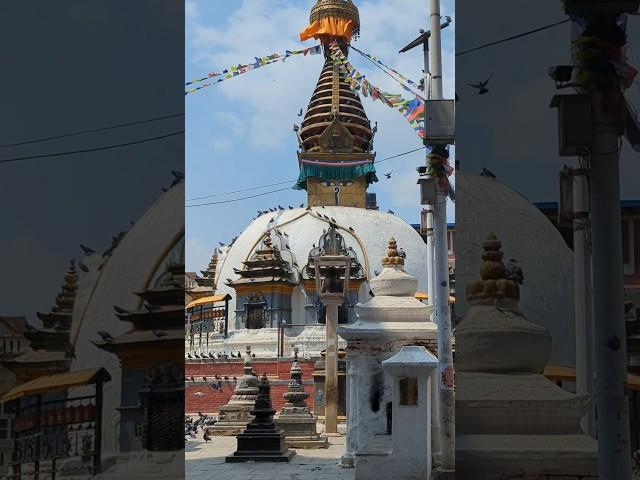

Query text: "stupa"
[226, 374, 295, 463]
[456, 233, 598, 479]
[275, 346, 328, 448]
[191, 0, 432, 360]
[339, 238, 438, 468]
[211, 345, 259, 436]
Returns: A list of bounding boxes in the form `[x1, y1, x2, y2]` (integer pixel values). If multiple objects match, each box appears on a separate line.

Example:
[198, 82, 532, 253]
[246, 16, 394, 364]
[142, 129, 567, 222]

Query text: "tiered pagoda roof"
[227, 230, 298, 289]
[93, 260, 185, 368]
[2, 260, 78, 381]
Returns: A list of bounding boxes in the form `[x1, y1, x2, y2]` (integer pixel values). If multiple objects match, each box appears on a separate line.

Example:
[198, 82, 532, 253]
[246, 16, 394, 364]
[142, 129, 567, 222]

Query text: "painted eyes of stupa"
[320, 180, 353, 187]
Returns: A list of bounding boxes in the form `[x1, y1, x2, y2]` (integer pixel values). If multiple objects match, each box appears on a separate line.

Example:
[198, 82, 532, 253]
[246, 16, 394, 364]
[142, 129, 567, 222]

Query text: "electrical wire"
[0, 112, 184, 148]
[185, 146, 428, 206]
[456, 19, 570, 57]
[0, 131, 184, 165]
[187, 179, 296, 201]
[186, 186, 293, 207]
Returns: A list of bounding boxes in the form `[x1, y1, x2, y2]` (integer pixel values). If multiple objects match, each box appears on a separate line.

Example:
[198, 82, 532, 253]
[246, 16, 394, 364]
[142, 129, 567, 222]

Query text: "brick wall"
[185, 358, 317, 415]
[185, 358, 315, 380]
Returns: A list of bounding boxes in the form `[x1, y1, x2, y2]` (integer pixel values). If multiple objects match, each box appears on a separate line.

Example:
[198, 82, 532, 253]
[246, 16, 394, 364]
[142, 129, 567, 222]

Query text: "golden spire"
[382, 237, 405, 268]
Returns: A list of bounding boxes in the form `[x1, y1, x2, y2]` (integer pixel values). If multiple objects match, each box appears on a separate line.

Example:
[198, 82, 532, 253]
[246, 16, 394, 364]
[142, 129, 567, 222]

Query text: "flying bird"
[384, 170, 393, 179]
[80, 244, 95, 255]
[480, 167, 496, 178]
[467, 73, 493, 95]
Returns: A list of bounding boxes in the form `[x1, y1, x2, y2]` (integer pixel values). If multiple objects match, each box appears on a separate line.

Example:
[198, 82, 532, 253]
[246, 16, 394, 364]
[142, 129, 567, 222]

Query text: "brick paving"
[185, 433, 354, 480]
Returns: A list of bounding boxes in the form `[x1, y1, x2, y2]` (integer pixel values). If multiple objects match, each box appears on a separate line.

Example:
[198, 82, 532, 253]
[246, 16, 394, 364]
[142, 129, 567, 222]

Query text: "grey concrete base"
[456, 434, 599, 479]
[275, 415, 328, 449]
[286, 435, 329, 449]
[225, 449, 295, 463]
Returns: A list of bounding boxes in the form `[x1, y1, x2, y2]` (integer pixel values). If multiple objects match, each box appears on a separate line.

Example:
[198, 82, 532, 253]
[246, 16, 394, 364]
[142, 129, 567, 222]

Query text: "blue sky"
[185, 0, 455, 272]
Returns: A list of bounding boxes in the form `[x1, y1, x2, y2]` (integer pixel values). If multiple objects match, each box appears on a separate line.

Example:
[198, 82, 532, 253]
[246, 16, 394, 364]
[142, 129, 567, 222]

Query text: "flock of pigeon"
[186, 350, 255, 360]
[185, 412, 216, 443]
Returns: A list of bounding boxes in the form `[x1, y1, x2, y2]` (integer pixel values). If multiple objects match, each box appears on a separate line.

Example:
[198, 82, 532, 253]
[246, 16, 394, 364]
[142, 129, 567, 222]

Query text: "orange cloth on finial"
[300, 16, 354, 43]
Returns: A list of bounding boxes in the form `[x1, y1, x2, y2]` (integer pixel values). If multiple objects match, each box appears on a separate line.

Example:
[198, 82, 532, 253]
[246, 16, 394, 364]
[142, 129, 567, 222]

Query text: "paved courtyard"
[185, 434, 354, 480]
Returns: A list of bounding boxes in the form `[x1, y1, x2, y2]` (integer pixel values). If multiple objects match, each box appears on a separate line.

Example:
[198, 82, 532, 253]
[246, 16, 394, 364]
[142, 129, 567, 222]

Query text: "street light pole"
[428, 0, 454, 473]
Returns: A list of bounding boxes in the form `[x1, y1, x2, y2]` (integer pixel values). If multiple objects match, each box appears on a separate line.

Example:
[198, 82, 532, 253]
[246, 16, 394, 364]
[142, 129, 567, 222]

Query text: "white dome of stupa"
[68, 182, 184, 455]
[215, 205, 429, 332]
[456, 172, 574, 366]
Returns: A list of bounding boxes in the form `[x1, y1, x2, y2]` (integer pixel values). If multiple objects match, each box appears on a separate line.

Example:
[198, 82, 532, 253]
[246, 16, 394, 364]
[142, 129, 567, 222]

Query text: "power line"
[186, 146, 427, 207]
[0, 131, 184, 165]
[0, 112, 184, 148]
[186, 146, 427, 202]
[186, 186, 293, 207]
[187, 179, 296, 201]
[456, 19, 569, 57]
[375, 146, 426, 164]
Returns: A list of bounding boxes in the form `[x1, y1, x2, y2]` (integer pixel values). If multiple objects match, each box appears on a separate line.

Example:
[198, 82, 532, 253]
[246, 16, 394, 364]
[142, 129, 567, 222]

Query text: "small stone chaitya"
[226, 374, 295, 463]
[275, 347, 328, 448]
[456, 233, 598, 479]
[211, 346, 259, 436]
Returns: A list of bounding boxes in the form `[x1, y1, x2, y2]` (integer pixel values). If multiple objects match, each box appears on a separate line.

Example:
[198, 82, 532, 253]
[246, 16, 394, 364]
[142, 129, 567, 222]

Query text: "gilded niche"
[318, 111, 354, 153]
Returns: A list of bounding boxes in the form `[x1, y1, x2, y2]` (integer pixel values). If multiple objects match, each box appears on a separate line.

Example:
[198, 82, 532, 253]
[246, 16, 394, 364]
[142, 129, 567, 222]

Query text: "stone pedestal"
[211, 346, 259, 436]
[456, 234, 598, 479]
[338, 238, 438, 470]
[226, 374, 295, 463]
[275, 347, 328, 448]
[355, 346, 438, 480]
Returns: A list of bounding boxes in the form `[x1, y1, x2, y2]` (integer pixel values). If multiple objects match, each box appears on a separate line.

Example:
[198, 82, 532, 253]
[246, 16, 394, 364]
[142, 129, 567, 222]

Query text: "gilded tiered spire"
[296, 0, 376, 208]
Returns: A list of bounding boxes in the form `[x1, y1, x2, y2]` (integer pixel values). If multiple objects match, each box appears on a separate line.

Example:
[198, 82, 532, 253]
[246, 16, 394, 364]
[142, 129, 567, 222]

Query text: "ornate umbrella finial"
[382, 237, 405, 268]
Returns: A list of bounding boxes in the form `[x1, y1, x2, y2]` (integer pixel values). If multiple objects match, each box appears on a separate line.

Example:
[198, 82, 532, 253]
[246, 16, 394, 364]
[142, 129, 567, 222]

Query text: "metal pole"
[572, 160, 596, 436]
[423, 37, 435, 317]
[568, 21, 596, 437]
[426, 207, 435, 316]
[428, 0, 454, 472]
[589, 87, 631, 479]
[325, 302, 339, 434]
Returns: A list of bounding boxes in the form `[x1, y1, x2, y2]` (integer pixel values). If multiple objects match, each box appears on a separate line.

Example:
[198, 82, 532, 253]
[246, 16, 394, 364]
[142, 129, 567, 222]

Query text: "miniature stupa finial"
[381, 237, 405, 268]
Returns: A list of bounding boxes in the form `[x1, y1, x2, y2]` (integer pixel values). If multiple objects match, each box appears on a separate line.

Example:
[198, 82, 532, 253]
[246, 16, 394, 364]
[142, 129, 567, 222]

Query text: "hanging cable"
[0, 112, 184, 148]
[0, 131, 184, 165]
[456, 19, 570, 57]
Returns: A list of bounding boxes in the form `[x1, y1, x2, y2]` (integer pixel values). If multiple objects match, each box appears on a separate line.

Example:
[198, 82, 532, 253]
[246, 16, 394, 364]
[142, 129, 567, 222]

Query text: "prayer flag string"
[349, 44, 426, 99]
[185, 45, 322, 95]
[329, 42, 425, 139]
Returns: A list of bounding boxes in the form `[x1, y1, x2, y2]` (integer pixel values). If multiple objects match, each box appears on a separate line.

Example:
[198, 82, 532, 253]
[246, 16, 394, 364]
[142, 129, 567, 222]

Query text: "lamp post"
[314, 228, 351, 434]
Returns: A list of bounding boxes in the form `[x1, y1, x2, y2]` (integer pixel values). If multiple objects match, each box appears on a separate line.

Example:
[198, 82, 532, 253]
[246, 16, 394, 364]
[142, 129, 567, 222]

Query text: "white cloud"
[187, 0, 454, 151]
